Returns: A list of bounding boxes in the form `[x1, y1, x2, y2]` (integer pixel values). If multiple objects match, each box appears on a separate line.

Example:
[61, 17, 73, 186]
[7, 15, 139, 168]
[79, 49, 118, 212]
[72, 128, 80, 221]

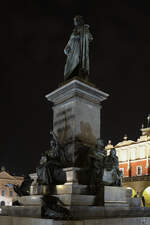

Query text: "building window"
[9, 191, 13, 197]
[130, 149, 135, 160]
[1, 190, 5, 196]
[120, 168, 124, 175]
[136, 166, 142, 176]
[139, 146, 145, 159]
[119, 150, 127, 161]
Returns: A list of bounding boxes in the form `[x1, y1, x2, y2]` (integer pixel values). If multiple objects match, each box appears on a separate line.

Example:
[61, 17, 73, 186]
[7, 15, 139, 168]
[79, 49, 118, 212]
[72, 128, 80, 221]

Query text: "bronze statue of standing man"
[64, 16, 93, 80]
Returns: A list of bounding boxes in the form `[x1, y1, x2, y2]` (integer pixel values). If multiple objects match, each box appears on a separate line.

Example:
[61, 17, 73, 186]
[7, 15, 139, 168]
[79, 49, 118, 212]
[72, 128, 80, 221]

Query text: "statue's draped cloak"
[37, 145, 68, 185]
[64, 25, 93, 80]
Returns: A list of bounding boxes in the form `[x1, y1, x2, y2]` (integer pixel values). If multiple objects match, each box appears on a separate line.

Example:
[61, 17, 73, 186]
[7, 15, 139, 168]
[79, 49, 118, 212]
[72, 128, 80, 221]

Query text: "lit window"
[1, 190, 5, 196]
[136, 166, 142, 176]
[9, 191, 13, 197]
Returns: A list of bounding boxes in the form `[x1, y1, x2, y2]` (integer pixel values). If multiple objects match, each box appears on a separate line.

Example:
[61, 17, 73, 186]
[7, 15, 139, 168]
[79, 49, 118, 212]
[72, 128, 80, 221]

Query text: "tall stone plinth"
[45, 79, 109, 214]
[46, 79, 109, 167]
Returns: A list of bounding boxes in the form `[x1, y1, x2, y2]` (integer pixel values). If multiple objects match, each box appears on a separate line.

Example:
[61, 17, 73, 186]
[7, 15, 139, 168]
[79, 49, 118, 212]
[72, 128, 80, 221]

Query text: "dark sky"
[1, 0, 150, 175]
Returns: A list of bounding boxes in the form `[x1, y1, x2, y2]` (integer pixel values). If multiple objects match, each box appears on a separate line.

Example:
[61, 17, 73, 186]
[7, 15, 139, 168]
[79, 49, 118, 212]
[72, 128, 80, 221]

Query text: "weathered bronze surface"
[13, 175, 33, 197]
[103, 148, 122, 186]
[37, 131, 67, 185]
[64, 15, 93, 80]
[88, 144, 122, 186]
[88, 139, 106, 185]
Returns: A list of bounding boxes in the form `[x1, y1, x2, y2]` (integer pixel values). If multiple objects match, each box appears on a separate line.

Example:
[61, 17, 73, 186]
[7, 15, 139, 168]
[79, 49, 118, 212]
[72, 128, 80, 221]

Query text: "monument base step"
[2, 206, 150, 220]
[1, 216, 150, 225]
[1, 206, 41, 218]
[14, 185, 130, 207]
[54, 194, 96, 206]
[14, 194, 96, 206]
[13, 195, 42, 206]
[32, 183, 91, 195]
[104, 203, 129, 208]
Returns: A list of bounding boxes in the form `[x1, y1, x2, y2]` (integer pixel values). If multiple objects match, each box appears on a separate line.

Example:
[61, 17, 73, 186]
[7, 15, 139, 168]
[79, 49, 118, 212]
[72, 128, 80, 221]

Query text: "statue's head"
[110, 148, 116, 157]
[74, 15, 84, 26]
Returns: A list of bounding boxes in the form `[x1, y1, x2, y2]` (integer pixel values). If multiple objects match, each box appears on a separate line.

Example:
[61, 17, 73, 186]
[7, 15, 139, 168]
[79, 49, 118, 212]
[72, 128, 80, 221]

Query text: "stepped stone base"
[1, 216, 150, 225]
[14, 185, 130, 208]
[14, 194, 96, 207]
[2, 206, 150, 220]
[13, 195, 42, 206]
[31, 183, 91, 196]
[29, 168, 130, 208]
[1, 206, 41, 218]
[53, 183, 90, 195]
[1, 208, 150, 225]
[30, 167, 92, 196]
[54, 194, 95, 206]
[11, 168, 130, 221]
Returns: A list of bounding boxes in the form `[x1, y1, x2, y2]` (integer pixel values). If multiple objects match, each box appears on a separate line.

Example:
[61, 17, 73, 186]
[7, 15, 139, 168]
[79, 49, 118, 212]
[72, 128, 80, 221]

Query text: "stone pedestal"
[97, 186, 130, 208]
[45, 80, 109, 214]
[55, 167, 96, 206]
[46, 79, 109, 166]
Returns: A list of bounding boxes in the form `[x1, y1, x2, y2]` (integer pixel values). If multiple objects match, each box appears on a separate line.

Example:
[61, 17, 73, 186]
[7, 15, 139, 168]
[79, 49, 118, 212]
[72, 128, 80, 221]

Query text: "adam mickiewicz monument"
[1, 16, 149, 225]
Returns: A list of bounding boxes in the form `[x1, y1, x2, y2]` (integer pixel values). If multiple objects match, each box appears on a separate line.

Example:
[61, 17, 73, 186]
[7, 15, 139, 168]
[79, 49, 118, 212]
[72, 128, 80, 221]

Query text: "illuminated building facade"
[105, 117, 150, 207]
[105, 128, 150, 178]
[0, 167, 23, 206]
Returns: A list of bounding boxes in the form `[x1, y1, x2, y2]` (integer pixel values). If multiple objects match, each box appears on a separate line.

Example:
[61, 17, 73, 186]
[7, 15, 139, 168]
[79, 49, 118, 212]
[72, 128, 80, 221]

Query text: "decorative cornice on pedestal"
[45, 79, 109, 105]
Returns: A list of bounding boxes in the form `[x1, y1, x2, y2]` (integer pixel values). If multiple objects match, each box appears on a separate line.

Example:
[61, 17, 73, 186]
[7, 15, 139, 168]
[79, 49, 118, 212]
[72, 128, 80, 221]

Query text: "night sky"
[1, 0, 150, 175]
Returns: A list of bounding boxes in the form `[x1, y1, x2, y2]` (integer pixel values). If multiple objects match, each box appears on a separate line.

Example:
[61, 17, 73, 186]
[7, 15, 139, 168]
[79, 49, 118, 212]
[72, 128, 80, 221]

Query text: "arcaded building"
[105, 122, 150, 207]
